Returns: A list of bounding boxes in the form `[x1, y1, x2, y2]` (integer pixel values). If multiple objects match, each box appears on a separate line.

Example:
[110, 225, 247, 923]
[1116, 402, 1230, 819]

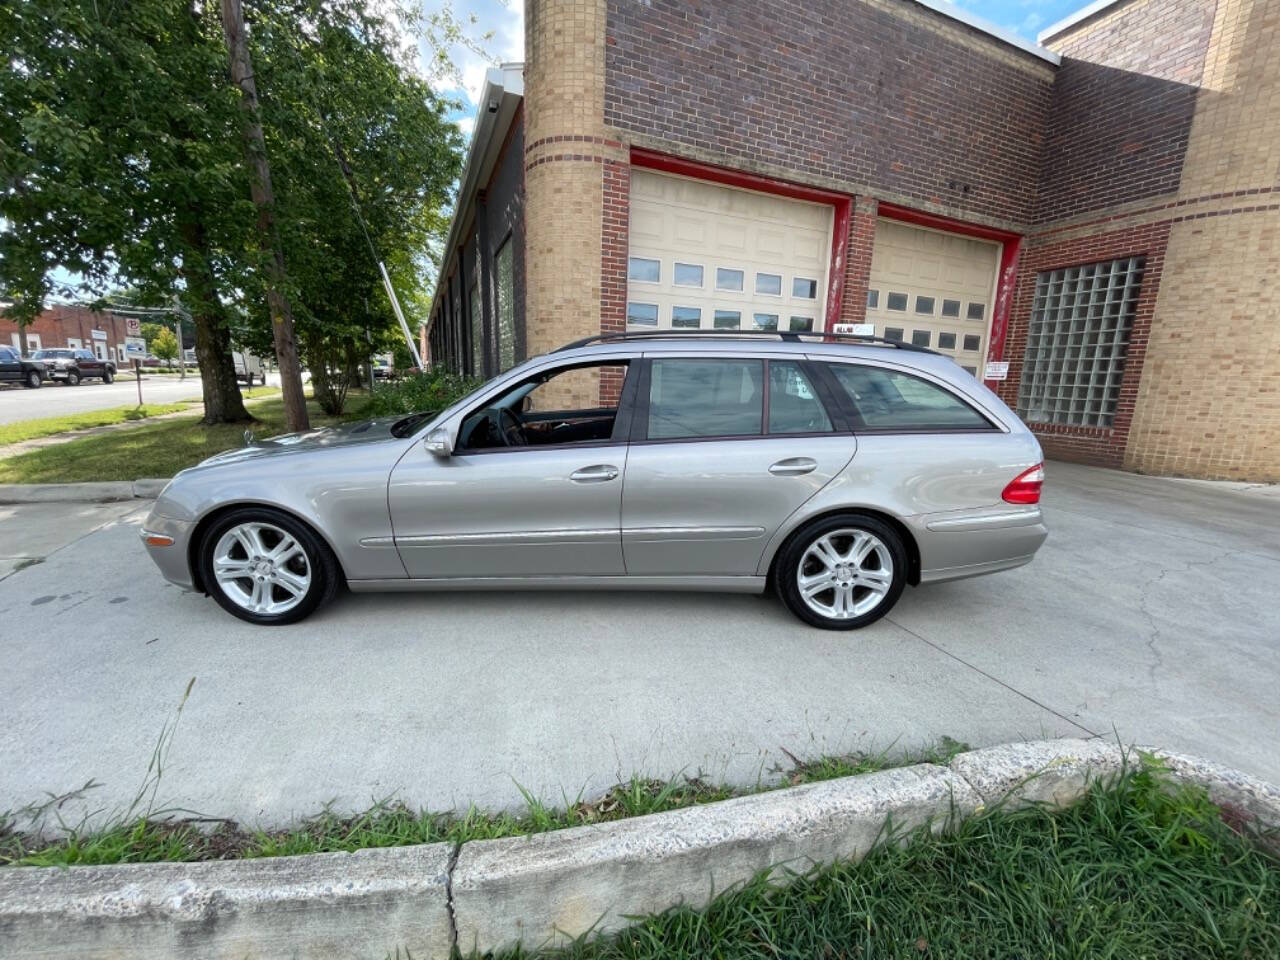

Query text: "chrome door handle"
[570, 464, 620, 483]
[769, 457, 818, 476]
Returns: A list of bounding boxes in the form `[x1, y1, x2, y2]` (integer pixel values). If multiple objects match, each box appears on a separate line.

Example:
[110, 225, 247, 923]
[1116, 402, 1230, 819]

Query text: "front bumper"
[140, 512, 197, 590]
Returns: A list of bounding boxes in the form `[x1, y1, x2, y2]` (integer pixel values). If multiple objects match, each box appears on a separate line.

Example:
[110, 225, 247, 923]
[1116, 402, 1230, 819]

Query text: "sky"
[432, 0, 1091, 132]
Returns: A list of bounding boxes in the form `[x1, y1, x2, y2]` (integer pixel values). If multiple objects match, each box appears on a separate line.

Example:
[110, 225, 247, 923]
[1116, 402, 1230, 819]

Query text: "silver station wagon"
[141, 332, 1048, 629]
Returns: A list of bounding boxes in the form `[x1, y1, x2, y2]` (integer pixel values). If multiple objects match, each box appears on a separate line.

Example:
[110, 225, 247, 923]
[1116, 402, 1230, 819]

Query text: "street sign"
[125, 337, 146, 358]
[833, 323, 875, 336]
[984, 361, 1010, 380]
[125, 317, 141, 336]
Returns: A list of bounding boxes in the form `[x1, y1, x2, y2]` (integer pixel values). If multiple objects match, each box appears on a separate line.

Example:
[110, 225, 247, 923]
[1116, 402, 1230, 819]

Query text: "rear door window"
[647, 359, 763, 439]
[768, 361, 832, 434]
[824, 363, 994, 431]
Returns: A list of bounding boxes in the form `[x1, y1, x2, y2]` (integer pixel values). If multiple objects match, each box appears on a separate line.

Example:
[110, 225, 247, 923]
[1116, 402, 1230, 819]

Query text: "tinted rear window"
[648, 359, 763, 439]
[825, 364, 993, 431]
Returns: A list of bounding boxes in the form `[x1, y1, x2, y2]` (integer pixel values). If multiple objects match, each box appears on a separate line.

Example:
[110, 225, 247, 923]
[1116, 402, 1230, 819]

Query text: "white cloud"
[420, 0, 524, 108]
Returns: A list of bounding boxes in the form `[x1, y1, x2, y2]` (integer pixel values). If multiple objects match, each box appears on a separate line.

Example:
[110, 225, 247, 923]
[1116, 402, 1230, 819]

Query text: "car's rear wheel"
[197, 507, 338, 625]
[776, 514, 907, 630]
[103, 368, 114, 384]
[24, 370, 41, 389]
[65, 370, 80, 386]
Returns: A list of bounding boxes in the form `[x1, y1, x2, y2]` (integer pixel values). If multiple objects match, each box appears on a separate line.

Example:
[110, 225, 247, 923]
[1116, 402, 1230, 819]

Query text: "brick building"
[1, 305, 143, 364]
[426, 0, 1280, 481]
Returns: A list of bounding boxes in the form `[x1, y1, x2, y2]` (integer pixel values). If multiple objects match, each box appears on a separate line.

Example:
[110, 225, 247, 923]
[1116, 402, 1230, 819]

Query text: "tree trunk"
[220, 0, 309, 433]
[178, 218, 250, 425]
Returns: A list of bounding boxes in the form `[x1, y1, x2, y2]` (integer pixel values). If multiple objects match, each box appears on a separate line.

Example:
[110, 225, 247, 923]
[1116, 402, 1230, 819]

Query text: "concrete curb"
[2, 739, 1277, 960]
[0, 479, 168, 504]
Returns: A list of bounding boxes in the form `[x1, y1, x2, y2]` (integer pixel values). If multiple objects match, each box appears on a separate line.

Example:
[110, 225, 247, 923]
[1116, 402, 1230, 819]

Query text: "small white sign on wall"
[91, 328, 107, 341]
[832, 323, 875, 336]
[984, 361, 1010, 380]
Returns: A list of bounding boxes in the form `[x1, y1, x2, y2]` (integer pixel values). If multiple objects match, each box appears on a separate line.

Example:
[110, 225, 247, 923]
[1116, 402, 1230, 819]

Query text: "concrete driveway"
[0, 461, 1276, 831]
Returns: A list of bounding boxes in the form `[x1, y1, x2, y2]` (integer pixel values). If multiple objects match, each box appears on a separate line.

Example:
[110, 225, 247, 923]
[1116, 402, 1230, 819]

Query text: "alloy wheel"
[211, 521, 312, 616]
[796, 527, 894, 620]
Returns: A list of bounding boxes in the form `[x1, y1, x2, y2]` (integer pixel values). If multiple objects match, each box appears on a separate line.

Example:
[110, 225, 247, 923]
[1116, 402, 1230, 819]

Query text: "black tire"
[65, 369, 81, 386]
[103, 368, 114, 384]
[23, 370, 42, 389]
[775, 513, 907, 630]
[197, 506, 340, 625]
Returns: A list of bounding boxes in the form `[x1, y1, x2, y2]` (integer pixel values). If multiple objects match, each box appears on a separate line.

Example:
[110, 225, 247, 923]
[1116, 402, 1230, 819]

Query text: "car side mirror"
[424, 427, 453, 458]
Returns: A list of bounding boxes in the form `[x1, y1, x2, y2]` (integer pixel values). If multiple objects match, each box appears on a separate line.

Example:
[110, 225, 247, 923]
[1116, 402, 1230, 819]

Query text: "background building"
[428, 0, 1278, 481]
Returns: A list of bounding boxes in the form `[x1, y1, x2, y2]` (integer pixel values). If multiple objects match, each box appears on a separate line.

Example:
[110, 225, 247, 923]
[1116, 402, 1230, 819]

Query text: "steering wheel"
[496, 407, 527, 447]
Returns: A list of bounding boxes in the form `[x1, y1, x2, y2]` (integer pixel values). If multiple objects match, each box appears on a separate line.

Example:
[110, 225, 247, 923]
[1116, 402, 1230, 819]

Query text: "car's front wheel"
[197, 507, 339, 625]
[776, 514, 907, 630]
[23, 370, 41, 389]
[103, 368, 114, 384]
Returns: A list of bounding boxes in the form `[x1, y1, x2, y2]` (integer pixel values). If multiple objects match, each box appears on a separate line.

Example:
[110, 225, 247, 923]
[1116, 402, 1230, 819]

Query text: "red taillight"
[1002, 463, 1044, 504]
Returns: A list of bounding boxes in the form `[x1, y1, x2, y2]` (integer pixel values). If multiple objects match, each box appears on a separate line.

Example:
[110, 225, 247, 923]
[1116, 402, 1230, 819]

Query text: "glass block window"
[627, 302, 658, 327]
[671, 306, 701, 328]
[674, 262, 703, 287]
[468, 284, 483, 378]
[887, 292, 908, 311]
[1017, 256, 1144, 428]
[714, 309, 741, 329]
[628, 257, 660, 283]
[793, 277, 818, 299]
[495, 237, 517, 372]
[716, 268, 744, 291]
[867, 289, 879, 309]
[942, 299, 961, 318]
[755, 272, 782, 296]
[915, 296, 935, 315]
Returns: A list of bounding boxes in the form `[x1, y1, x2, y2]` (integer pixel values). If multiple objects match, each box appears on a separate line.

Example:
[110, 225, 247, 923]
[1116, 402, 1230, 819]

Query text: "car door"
[386, 358, 636, 580]
[0, 347, 18, 381]
[77, 350, 101, 377]
[620, 353, 857, 576]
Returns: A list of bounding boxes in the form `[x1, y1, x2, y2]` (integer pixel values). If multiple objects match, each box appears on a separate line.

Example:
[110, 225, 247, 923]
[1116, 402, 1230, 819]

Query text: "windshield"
[32, 350, 72, 359]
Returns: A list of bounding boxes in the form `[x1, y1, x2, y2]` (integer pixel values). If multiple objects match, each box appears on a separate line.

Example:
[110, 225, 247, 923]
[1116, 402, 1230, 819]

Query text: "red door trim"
[877, 202, 1024, 387]
[629, 148, 854, 332]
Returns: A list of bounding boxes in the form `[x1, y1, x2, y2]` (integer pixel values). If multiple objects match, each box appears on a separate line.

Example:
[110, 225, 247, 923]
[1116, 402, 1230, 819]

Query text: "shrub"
[365, 368, 482, 418]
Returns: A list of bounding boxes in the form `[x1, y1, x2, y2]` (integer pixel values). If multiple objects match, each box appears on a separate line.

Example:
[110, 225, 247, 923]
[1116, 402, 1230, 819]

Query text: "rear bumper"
[140, 514, 197, 590]
[911, 506, 1048, 583]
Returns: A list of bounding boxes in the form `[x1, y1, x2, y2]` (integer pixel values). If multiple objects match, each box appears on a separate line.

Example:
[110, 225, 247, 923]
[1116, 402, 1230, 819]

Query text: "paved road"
[0, 376, 207, 424]
[0, 462, 1276, 832]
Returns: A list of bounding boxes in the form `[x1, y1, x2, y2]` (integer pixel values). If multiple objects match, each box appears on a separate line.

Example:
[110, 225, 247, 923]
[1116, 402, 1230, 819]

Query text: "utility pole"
[219, 0, 309, 432]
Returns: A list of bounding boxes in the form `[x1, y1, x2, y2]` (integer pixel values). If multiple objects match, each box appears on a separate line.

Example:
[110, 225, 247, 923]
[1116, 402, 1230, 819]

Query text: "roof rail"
[554, 329, 939, 354]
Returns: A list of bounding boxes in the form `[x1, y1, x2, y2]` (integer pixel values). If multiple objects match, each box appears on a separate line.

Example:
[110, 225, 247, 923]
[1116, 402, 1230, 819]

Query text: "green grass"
[0, 402, 194, 445]
[491, 764, 1280, 960]
[0, 740, 964, 868]
[0, 390, 349, 484]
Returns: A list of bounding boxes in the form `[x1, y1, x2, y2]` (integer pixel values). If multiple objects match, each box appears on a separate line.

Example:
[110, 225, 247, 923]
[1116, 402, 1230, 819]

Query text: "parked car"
[142, 354, 163, 368]
[30, 348, 116, 385]
[140, 331, 1048, 628]
[233, 349, 266, 386]
[372, 358, 394, 380]
[0, 346, 47, 388]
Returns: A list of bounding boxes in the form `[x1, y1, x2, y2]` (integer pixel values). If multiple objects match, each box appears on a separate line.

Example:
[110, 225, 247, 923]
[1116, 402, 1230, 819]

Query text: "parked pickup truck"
[29, 348, 116, 385]
[0, 346, 48, 388]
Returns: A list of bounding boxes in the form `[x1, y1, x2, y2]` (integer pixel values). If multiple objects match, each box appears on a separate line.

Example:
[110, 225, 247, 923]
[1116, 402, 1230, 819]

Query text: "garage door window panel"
[716, 268, 744, 292]
[645, 359, 764, 440]
[629, 257, 661, 283]
[887, 293, 908, 311]
[753, 313, 779, 331]
[755, 273, 782, 296]
[714, 310, 741, 330]
[824, 364, 995, 432]
[674, 263, 704, 287]
[672, 306, 701, 329]
[627, 302, 659, 327]
[793, 277, 818, 300]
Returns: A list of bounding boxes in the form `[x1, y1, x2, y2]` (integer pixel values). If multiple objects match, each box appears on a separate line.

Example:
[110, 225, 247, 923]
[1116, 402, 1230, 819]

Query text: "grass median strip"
[0, 738, 969, 867]
[0, 402, 194, 446]
[0, 390, 346, 484]
[487, 765, 1280, 960]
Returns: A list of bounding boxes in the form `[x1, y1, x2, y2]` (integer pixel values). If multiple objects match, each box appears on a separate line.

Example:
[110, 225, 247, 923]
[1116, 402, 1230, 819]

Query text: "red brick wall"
[599, 159, 631, 405]
[0, 306, 136, 356]
[836, 198, 878, 325]
[996, 221, 1171, 467]
[604, 0, 1053, 225]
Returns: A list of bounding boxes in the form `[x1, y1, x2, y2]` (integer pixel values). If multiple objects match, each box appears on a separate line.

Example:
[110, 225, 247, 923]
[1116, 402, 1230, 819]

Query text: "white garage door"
[626, 171, 834, 335]
[867, 219, 1000, 377]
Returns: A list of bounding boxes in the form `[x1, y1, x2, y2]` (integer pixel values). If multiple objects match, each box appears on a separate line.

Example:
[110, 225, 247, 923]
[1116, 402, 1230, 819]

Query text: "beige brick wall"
[1125, 0, 1280, 480]
[523, 0, 623, 363]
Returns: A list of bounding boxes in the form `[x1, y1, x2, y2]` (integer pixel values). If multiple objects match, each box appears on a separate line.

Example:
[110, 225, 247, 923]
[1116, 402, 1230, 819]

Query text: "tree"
[1, 0, 252, 423]
[219, 0, 308, 432]
[151, 326, 180, 366]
